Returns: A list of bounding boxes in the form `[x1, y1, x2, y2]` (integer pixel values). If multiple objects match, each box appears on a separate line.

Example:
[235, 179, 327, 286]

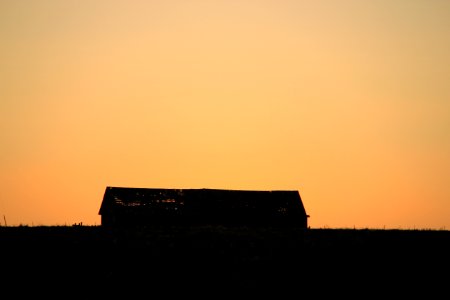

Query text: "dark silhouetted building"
[99, 187, 309, 228]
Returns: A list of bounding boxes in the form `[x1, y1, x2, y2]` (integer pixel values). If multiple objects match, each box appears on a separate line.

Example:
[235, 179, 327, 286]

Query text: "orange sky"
[1, 0, 449, 229]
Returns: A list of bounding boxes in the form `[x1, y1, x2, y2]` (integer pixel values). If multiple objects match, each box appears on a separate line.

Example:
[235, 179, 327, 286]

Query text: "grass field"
[1, 225, 449, 297]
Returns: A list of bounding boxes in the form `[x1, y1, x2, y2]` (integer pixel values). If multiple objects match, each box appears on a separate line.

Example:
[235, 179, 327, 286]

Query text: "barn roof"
[99, 187, 307, 215]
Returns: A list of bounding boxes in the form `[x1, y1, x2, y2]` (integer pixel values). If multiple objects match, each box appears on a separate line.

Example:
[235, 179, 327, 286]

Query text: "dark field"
[1, 225, 449, 297]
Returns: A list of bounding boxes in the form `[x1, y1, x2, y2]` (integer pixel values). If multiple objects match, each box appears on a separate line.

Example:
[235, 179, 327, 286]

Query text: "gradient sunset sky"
[1, 0, 449, 229]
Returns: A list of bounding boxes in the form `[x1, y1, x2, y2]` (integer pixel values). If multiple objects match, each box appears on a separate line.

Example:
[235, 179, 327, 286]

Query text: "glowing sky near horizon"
[1, 0, 449, 228]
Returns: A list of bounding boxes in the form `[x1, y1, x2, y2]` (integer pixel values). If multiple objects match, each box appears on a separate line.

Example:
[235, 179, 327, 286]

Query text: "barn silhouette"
[99, 187, 309, 228]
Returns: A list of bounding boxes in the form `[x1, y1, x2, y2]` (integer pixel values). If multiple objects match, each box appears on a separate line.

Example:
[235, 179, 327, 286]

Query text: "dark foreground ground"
[1, 225, 449, 297]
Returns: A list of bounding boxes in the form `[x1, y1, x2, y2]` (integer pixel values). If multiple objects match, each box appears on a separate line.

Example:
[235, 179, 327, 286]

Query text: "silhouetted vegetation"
[1, 226, 449, 297]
